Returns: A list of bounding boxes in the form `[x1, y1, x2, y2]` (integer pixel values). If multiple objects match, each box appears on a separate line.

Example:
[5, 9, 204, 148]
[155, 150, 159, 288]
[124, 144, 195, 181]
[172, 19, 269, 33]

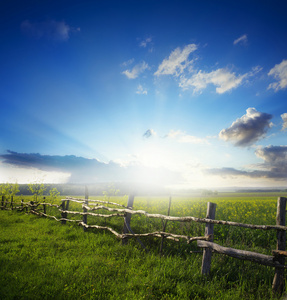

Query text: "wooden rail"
[1, 195, 287, 295]
[197, 240, 287, 269]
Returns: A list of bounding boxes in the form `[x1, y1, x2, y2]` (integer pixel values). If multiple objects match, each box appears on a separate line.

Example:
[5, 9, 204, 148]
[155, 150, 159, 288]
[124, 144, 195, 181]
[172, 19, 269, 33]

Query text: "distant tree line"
[235, 189, 287, 193]
[0, 182, 173, 197]
[0, 183, 128, 197]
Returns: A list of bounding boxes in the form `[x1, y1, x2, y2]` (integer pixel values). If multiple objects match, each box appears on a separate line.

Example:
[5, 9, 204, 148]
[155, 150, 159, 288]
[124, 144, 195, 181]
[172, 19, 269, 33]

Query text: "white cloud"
[233, 34, 248, 45]
[268, 59, 287, 91]
[281, 113, 287, 131]
[122, 61, 149, 79]
[165, 130, 209, 144]
[154, 44, 197, 77]
[121, 58, 134, 67]
[136, 84, 147, 95]
[154, 43, 262, 95]
[21, 20, 79, 41]
[179, 68, 246, 94]
[180, 66, 262, 94]
[219, 107, 273, 147]
[140, 37, 152, 48]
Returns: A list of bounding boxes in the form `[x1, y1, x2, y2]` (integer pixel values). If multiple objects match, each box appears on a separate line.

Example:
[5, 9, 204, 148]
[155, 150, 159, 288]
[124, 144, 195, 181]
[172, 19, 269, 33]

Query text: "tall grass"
[0, 193, 286, 299]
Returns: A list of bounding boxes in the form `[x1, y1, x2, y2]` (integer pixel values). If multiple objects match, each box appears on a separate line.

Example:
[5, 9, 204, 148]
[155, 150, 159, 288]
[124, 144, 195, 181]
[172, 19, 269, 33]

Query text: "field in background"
[1, 192, 287, 299]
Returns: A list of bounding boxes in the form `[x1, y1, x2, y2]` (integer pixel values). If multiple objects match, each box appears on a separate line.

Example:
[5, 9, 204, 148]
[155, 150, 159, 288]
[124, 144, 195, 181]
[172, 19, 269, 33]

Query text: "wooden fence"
[1, 194, 287, 295]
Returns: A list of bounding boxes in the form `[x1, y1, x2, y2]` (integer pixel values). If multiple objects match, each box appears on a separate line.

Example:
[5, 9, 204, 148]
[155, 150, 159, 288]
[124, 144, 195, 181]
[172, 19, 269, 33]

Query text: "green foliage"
[0, 183, 20, 199]
[0, 183, 8, 195]
[49, 187, 60, 204]
[27, 182, 47, 202]
[102, 183, 120, 200]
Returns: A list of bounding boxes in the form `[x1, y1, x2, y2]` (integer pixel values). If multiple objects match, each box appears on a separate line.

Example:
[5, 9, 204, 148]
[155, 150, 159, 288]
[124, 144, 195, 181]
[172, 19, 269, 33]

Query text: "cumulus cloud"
[219, 108, 273, 147]
[254, 145, 287, 179]
[143, 129, 156, 138]
[136, 84, 147, 95]
[233, 34, 248, 45]
[154, 43, 261, 94]
[179, 68, 246, 94]
[180, 66, 262, 94]
[0, 150, 180, 185]
[255, 145, 287, 164]
[154, 44, 197, 77]
[206, 145, 287, 180]
[165, 130, 209, 144]
[21, 20, 80, 41]
[122, 61, 149, 79]
[281, 113, 287, 131]
[268, 59, 287, 91]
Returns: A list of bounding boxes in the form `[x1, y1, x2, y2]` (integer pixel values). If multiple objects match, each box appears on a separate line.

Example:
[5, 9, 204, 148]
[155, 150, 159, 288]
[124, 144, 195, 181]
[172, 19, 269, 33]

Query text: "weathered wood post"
[65, 199, 70, 214]
[272, 197, 287, 295]
[122, 194, 135, 245]
[83, 186, 89, 232]
[1, 196, 4, 210]
[61, 199, 70, 224]
[201, 202, 217, 275]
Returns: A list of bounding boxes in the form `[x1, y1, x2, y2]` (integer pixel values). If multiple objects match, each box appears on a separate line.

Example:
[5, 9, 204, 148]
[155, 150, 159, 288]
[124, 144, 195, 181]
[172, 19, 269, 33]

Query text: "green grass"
[0, 194, 286, 299]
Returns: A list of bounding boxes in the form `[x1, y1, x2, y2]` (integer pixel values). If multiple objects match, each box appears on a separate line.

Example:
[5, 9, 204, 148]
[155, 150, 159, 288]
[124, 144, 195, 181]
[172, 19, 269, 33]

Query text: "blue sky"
[1, 0, 287, 189]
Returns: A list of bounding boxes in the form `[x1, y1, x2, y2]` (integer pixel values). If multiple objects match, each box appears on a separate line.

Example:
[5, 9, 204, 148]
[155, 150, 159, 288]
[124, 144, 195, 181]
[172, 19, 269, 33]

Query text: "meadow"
[1, 192, 287, 299]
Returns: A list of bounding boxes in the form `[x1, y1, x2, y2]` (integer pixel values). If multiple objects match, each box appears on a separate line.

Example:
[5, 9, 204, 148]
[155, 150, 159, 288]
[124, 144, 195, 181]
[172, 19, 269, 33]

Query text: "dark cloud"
[255, 145, 287, 163]
[206, 167, 272, 179]
[206, 145, 287, 180]
[219, 108, 273, 147]
[143, 129, 156, 138]
[0, 150, 180, 185]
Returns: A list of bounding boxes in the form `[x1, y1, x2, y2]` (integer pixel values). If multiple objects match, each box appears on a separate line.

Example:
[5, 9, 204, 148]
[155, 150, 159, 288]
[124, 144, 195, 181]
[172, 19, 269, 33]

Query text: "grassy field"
[1, 193, 287, 299]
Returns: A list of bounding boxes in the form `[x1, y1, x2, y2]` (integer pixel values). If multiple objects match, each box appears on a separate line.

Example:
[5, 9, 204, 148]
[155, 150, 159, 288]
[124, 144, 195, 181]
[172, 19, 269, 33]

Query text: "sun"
[136, 143, 175, 169]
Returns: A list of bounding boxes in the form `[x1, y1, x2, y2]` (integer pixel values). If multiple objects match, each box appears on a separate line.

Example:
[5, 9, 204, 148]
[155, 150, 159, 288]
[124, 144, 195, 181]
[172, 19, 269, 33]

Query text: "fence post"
[272, 197, 287, 295]
[83, 186, 89, 232]
[201, 202, 217, 275]
[122, 194, 134, 245]
[10, 196, 14, 210]
[1, 196, 4, 210]
[61, 199, 70, 224]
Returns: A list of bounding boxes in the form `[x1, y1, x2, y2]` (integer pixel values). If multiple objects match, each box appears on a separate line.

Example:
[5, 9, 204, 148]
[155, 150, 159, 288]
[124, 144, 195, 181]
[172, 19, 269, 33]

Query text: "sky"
[1, 0, 287, 190]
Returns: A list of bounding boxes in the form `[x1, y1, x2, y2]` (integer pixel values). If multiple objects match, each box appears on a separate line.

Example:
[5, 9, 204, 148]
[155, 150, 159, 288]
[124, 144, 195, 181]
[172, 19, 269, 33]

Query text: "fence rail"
[1, 194, 286, 295]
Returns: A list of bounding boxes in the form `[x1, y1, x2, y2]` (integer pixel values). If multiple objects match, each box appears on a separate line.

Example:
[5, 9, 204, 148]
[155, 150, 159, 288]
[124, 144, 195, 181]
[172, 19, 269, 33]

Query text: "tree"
[0, 184, 8, 196]
[49, 187, 60, 204]
[8, 183, 20, 198]
[102, 184, 120, 201]
[0, 183, 19, 199]
[27, 182, 47, 202]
